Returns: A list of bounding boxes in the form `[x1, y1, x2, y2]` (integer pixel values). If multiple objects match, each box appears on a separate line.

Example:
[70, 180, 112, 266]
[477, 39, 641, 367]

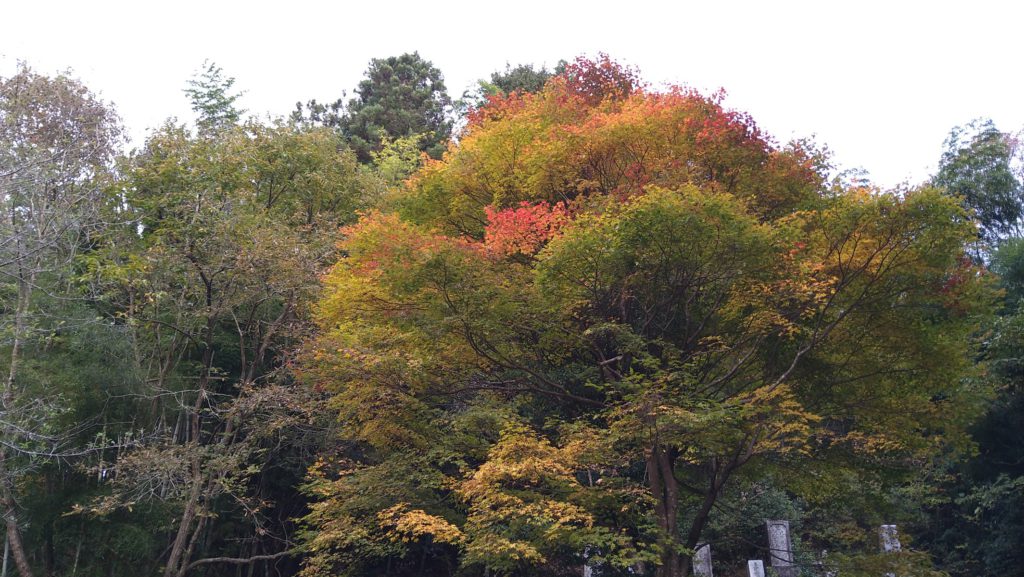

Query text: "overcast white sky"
[3, 0, 1021, 188]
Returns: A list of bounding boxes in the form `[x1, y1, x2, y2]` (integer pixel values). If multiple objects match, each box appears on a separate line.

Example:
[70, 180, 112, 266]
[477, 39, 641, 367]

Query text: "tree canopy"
[300, 59, 993, 577]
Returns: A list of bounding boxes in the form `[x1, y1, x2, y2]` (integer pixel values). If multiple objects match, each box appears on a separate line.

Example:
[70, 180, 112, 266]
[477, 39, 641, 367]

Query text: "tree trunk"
[1, 487, 33, 577]
[681, 460, 737, 577]
[647, 443, 683, 577]
[162, 464, 203, 577]
[0, 273, 36, 577]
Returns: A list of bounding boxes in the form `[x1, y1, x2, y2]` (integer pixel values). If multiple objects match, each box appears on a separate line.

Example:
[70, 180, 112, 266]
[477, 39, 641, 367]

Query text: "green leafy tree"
[85, 119, 381, 577]
[290, 97, 344, 130]
[488, 62, 562, 95]
[934, 119, 1023, 245]
[184, 61, 246, 135]
[471, 61, 563, 103]
[914, 235, 1024, 577]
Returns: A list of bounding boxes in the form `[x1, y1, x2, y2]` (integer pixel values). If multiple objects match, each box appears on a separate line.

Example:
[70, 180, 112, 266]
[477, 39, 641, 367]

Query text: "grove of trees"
[0, 53, 1019, 577]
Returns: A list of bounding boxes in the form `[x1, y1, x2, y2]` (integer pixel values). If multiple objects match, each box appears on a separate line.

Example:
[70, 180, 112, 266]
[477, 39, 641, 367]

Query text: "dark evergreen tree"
[342, 52, 452, 161]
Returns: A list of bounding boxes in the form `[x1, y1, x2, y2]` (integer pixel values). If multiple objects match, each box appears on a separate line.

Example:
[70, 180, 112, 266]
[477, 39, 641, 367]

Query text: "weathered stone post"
[582, 546, 601, 577]
[766, 519, 797, 577]
[747, 559, 765, 577]
[879, 524, 901, 577]
[879, 525, 901, 553]
[693, 542, 713, 577]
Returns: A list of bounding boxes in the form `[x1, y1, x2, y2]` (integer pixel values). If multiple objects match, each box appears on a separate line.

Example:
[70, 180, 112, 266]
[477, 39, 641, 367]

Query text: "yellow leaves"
[460, 427, 574, 500]
[463, 534, 547, 567]
[458, 426, 599, 570]
[738, 384, 821, 458]
[840, 431, 910, 457]
[378, 503, 465, 546]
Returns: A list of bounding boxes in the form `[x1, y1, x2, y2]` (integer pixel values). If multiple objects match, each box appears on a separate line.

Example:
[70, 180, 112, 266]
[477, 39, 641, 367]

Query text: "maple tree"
[302, 58, 992, 577]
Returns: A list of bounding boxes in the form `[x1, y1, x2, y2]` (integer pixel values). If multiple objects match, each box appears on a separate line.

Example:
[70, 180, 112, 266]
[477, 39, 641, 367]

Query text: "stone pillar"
[582, 546, 601, 577]
[879, 525, 901, 577]
[747, 559, 765, 577]
[766, 519, 797, 577]
[879, 525, 901, 553]
[693, 542, 713, 577]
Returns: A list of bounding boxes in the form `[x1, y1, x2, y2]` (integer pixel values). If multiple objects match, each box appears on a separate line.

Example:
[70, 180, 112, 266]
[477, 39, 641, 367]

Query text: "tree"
[184, 61, 246, 135]
[906, 121, 1024, 577]
[86, 119, 381, 577]
[560, 52, 641, 105]
[491, 62, 562, 95]
[460, 61, 564, 127]
[0, 64, 123, 577]
[291, 97, 345, 130]
[469, 61, 562, 105]
[342, 52, 452, 161]
[934, 119, 1023, 245]
[912, 225, 1024, 577]
[301, 58, 991, 577]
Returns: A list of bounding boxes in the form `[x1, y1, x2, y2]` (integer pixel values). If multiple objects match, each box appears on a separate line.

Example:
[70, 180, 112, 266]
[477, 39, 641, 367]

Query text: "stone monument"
[766, 519, 797, 577]
[693, 542, 713, 577]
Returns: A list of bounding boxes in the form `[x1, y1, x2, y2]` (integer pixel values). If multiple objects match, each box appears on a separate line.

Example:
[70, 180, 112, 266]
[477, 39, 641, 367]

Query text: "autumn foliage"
[409, 64, 821, 241]
[483, 201, 568, 256]
[302, 56, 992, 577]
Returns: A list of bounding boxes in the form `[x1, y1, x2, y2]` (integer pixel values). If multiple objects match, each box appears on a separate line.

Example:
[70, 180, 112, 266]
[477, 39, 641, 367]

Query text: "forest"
[0, 53, 1021, 577]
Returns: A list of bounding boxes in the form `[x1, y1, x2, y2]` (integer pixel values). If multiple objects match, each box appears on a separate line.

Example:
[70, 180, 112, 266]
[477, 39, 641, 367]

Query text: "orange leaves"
[465, 90, 531, 128]
[483, 201, 568, 256]
[406, 59, 822, 235]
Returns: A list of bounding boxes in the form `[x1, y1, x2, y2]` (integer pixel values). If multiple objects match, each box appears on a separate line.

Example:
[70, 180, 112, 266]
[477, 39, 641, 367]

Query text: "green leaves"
[184, 61, 246, 136]
[934, 119, 1023, 245]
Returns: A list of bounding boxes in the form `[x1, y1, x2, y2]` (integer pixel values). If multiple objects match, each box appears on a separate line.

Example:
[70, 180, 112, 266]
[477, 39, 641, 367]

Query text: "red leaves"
[466, 91, 530, 128]
[561, 53, 641, 106]
[484, 201, 569, 256]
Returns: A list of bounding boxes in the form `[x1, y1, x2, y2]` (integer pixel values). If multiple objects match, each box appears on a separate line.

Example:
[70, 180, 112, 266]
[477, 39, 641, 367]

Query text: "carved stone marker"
[747, 559, 766, 577]
[879, 524, 901, 553]
[693, 542, 713, 577]
[766, 520, 797, 577]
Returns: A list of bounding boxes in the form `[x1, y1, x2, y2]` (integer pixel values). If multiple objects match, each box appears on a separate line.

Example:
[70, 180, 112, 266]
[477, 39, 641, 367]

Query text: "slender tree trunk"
[165, 299, 217, 577]
[42, 479, 54, 577]
[162, 465, 203, 577]
[71, 524, 83, 577]
[176, 504, 210, 577]
[0, 270, 36, 577]
[1, 487, 32, 577]
[680, 460, 739, 577]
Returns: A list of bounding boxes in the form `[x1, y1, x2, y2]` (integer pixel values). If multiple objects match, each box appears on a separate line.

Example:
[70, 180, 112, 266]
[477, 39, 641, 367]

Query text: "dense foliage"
[0, 55, 1014, 577]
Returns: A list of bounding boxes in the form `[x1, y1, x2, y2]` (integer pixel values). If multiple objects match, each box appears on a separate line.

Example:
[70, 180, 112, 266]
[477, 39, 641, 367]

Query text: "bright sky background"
[3, 0, 1021, 188]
